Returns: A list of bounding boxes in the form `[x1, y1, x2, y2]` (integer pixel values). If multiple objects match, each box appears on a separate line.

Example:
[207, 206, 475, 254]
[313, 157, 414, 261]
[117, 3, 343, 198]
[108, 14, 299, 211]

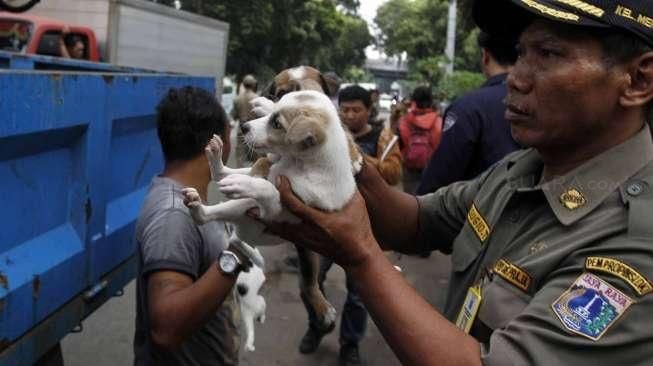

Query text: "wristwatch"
[217, 250, 242, 275]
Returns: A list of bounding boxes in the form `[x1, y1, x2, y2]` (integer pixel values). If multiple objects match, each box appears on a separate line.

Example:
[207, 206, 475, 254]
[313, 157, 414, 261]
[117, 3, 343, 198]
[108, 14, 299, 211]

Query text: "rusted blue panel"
[0, 50, 215, 365]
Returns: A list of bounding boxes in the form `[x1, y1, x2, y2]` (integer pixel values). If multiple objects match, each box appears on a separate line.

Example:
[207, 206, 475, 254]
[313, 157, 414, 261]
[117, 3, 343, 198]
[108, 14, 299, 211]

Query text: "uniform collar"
[483, 73, 508, 88]
[506, 124, 653, 226]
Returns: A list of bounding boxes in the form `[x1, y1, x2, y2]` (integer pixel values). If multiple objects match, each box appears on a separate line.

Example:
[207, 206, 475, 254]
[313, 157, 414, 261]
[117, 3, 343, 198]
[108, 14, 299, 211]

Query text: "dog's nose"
[240, 122, 251, 135]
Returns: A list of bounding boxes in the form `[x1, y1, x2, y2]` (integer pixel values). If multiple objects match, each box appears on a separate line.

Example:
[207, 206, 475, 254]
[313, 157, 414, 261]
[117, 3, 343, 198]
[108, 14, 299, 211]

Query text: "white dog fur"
[182, 90, 360, 244]
[182, 90, 362, 334]
[236, 262, 266, 352]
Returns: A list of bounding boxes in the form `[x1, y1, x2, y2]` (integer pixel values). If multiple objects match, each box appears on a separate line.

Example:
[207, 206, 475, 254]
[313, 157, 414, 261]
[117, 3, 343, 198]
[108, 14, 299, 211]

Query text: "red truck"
[0, 12, 100, 61]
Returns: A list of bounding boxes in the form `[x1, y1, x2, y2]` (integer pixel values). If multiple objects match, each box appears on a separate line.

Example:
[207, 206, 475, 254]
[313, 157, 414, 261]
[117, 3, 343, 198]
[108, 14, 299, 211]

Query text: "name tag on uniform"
[467, 204, 491, 243]
[455, 285, 482, 334]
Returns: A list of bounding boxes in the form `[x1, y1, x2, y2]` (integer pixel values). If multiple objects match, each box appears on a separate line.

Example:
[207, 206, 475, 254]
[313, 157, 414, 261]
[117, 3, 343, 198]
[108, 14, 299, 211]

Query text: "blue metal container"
[0, 51, 216, 365]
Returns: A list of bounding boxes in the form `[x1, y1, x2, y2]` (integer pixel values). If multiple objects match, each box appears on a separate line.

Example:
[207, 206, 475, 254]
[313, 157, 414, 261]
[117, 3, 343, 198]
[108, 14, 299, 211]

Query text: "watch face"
[219, 252, 238, 273]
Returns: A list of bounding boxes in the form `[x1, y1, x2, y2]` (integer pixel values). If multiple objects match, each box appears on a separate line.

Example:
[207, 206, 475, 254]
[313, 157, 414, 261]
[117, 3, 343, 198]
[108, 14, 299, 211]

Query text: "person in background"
[389, 97, 410, 136]
[398, 86, 442, 194]
[231, 74, 260, 167]
[58, 26, 85, 59]
[368, 88, 383, 126]
[416, 31, 520, 195]
[298, 85, 401, 366]
[134, 86, 253, 366]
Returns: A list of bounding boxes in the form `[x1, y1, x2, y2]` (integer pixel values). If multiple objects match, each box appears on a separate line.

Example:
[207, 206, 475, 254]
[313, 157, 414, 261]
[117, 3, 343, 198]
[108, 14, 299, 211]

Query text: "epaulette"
[623, 160, 653, 239]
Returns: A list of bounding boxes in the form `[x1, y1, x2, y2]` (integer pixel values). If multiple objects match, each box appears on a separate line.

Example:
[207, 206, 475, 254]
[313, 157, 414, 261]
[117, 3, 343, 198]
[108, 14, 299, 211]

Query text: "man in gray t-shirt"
[134, 176, 239, 365]
[134, 86, 246, 365]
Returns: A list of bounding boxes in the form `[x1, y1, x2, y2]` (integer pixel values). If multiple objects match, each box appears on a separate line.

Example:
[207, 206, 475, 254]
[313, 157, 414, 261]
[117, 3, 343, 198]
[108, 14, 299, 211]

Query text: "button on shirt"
[416, 125, 653, 365]
[417, 73, 520, 195]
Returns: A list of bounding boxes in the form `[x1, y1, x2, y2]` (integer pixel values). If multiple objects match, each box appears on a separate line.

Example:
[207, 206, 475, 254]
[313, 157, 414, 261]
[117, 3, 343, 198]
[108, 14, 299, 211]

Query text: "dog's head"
[263, 66, 338, 102]
[241, 90, 343, 157]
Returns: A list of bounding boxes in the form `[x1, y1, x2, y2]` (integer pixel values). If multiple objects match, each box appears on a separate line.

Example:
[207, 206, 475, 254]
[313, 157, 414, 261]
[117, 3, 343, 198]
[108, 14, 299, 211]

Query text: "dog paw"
[317, 305, 337, 334]
[182, 188, 210, 224]
[257, 314, 265, 324]
[250, 97, 274, 117]
[245, 343, 255, 352]
[205, 134, 225, 181]
[219, 175, 275, 202]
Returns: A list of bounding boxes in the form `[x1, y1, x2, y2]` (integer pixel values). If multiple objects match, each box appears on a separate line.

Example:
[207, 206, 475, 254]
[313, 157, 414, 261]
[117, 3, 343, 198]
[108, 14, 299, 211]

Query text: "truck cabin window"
[38, 30, 88, 60]
[0, 19, 31, 53]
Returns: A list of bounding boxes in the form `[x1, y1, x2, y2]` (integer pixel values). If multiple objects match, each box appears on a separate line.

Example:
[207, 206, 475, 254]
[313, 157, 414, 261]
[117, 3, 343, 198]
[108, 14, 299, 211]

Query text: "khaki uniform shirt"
[417, 125, 653, 365]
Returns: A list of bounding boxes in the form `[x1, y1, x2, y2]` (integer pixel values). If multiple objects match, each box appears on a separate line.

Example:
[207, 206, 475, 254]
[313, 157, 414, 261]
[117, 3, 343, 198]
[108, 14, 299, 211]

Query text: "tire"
[0, 0, 41, 13]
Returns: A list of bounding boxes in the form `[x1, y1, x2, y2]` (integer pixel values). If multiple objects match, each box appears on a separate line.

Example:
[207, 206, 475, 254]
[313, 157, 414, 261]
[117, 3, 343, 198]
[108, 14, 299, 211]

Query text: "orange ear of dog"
[286, 117, 326, 150]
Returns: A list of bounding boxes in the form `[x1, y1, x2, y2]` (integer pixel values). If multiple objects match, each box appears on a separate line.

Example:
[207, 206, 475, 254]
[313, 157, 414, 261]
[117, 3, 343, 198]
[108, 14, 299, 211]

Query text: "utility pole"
[445, 0, 457, 75]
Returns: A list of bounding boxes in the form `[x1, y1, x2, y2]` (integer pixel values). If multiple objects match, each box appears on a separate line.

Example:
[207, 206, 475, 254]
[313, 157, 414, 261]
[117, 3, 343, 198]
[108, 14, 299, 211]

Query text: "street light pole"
[445, 0, 457, 75]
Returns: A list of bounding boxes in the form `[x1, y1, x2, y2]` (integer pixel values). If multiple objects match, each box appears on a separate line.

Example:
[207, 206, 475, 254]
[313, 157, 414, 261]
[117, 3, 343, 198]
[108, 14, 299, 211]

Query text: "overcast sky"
[359, 0, 387, 59]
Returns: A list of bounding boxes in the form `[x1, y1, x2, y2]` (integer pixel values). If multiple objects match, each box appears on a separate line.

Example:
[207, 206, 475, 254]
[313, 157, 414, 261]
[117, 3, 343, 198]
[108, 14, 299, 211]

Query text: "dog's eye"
[269, 115, 283, 130]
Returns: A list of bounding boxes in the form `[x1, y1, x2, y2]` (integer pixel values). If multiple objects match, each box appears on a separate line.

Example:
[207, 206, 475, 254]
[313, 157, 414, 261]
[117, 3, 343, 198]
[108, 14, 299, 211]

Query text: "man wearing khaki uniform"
[261, 0, 653, 364]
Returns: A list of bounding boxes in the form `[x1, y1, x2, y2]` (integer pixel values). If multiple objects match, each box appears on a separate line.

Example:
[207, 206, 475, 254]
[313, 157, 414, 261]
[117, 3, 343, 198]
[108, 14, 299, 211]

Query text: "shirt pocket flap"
[451, 227, 484, 272]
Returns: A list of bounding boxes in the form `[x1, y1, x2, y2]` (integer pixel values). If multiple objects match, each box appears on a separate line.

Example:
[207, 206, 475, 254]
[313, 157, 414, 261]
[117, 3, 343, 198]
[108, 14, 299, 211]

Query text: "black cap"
[473, 0, 653, 47]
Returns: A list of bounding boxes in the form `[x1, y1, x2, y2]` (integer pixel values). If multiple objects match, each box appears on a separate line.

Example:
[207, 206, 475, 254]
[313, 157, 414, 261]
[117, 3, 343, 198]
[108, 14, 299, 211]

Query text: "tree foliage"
[152, 0, 371, 84]
[375, 0, 481, 95]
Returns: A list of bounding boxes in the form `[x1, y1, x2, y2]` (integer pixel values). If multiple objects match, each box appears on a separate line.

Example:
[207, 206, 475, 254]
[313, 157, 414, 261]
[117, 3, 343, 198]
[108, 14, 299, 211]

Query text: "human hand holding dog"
[260, 176, 381, 270]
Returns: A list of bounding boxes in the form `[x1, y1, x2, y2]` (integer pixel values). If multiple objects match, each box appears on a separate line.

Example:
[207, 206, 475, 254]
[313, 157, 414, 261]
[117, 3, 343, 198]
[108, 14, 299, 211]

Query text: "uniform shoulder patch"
[585, 257, 653, 296]
[552, 273, 633, 341]
[443, 113, 457, 132]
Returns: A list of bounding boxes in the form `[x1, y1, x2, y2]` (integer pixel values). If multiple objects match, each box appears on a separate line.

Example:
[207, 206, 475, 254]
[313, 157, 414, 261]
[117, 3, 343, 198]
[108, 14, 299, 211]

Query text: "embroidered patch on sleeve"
[552, 273, 633, 341]
[443, 113, 457, 132]
[467, 204, 491, 243]
[585, 256, 653, 296]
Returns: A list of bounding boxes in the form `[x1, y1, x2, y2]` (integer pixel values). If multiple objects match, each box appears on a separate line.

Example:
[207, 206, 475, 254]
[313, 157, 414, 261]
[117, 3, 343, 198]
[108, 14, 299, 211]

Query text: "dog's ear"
[262, 81, 277, 100]
[285, 116, 326, 150]
[320, 73, 338, 97]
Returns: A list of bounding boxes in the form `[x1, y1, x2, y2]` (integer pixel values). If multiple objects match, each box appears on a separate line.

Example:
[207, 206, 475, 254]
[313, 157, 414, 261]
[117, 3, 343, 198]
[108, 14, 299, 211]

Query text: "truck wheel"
[0, 0, 41, 13]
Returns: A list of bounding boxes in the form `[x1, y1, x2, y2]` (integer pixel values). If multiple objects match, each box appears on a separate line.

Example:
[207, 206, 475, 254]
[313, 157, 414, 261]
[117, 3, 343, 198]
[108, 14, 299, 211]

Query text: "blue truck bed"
[0, 51, 216, 365]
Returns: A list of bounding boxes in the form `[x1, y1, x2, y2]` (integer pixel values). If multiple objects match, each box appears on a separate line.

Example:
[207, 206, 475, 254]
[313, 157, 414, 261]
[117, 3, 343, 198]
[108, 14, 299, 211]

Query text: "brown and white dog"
[183, 71, 362, 337]
[263, 65, 339, 102]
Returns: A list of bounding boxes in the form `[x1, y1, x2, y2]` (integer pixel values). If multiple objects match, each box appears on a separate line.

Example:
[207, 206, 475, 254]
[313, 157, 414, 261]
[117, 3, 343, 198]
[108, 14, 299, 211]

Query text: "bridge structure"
[364, 57, 409, 95]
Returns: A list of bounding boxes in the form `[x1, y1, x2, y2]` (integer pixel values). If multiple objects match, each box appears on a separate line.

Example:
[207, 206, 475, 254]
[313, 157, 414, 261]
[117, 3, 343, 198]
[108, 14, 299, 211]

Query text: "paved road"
[61, 247, 451, 366]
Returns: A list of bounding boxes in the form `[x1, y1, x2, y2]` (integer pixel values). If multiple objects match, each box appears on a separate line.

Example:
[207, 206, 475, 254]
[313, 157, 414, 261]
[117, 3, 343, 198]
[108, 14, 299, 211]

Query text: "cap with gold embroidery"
[473, 0, 653, 48]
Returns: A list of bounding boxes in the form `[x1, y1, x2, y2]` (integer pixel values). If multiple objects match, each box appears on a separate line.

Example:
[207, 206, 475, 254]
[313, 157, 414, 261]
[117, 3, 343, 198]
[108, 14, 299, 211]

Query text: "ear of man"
[620, 51, 653, 109]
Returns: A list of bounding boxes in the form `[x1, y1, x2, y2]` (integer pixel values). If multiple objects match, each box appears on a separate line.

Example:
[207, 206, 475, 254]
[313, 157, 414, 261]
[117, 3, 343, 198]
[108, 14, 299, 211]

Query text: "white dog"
[182, 90, 362, 332]
[236, 262, 266, 352]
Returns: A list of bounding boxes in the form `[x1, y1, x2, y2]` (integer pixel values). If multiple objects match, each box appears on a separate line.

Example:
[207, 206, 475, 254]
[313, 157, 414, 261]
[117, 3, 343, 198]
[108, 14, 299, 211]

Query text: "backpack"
[400, 110, 442, 170]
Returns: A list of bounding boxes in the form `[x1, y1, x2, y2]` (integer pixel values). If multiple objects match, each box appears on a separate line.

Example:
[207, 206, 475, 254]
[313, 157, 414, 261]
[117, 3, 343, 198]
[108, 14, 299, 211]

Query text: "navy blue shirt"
[416, 73, 520, 195]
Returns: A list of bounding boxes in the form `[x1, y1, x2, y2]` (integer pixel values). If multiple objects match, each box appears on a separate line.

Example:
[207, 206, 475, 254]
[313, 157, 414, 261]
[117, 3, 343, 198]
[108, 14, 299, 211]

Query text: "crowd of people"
[134, 0, 653, 365]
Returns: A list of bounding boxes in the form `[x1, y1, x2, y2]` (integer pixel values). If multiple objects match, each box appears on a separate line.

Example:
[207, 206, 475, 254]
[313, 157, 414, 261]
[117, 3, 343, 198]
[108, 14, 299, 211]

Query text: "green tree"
[342, 65, 374, 83]
[151, 0, 370, 84]
[375, 0, 482, 95]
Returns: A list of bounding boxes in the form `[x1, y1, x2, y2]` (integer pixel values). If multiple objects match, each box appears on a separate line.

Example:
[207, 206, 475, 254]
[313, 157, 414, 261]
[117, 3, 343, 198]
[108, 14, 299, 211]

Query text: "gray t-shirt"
[133, 176, 239, 366]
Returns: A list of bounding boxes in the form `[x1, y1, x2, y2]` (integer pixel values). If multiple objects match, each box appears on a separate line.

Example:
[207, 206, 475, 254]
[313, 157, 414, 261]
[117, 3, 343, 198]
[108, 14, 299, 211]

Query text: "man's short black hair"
[338, 85, 372, 109]
[477, 31, 518, 66]
[595, 29, 653, 68]
[156, 86, 227, 163]
[411, 86, 434, 109]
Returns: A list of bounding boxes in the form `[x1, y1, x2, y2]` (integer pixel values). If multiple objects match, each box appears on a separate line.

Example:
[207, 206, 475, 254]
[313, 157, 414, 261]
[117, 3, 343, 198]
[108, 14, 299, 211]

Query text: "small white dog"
[236, 263, 266, 352]
[183, 90, 362, 332]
